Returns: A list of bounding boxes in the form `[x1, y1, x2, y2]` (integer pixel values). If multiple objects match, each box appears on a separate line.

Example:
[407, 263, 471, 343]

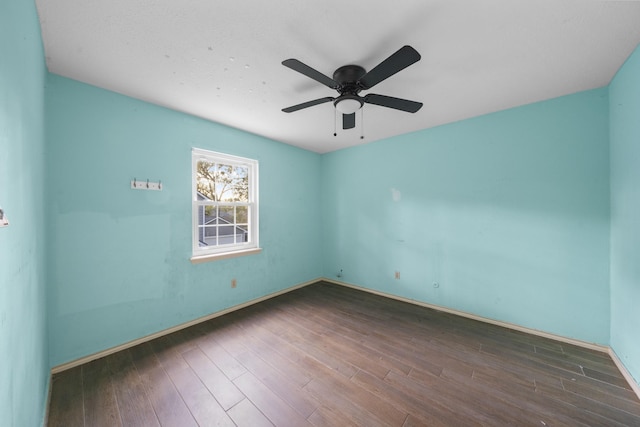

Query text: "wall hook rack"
[131, 178, 163, 191]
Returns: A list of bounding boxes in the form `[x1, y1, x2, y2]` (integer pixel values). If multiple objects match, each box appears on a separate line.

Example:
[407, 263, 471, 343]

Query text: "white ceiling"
[36, 0, 640, 153]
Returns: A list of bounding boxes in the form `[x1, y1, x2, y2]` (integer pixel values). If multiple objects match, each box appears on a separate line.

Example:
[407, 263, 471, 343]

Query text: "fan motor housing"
[333, 65, 366, 94]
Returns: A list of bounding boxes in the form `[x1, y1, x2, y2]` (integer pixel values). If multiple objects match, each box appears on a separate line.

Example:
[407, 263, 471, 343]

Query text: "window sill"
[190, 247, 262, 264]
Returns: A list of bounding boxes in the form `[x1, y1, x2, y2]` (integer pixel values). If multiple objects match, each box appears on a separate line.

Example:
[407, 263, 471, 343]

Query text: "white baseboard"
[608, 348, 640, 399]
[49, 276, 640, 401]
[324, 278, 609, 352]
[50, 278, 320, 374]
[324, 278, 640, 399]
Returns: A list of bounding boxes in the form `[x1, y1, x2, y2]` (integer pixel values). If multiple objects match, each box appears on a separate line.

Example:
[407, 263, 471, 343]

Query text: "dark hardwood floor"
[48, 281, 640, 426]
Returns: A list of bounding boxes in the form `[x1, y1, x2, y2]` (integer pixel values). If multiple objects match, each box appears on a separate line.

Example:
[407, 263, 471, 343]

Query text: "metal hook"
[158, 180, 162, 190]
[133, 177, 137, 188]
[146, 179, 150, 189]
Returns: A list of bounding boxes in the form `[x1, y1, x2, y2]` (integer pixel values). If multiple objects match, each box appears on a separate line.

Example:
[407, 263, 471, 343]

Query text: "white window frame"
[191, 148, 260, 263]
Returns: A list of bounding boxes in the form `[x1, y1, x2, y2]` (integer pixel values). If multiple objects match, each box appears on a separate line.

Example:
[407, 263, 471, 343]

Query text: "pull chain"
[360, 108, 364, 140]
[333, 109, 337, 137]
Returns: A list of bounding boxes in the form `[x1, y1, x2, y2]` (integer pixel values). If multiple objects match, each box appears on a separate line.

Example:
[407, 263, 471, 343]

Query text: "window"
[192, 148, 259, 262]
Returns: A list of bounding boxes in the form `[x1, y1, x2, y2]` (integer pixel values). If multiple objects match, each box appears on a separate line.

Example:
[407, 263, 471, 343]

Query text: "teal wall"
[3, 1, 639, 420]
[322, 88, 611, 345]
[610, 44, 640, 386]
[46, 75, 322, 367]
[0, 1, 50, 426]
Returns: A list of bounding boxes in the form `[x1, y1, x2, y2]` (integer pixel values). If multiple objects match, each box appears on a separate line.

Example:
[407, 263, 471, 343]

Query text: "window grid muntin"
[197, 203, 251, 247]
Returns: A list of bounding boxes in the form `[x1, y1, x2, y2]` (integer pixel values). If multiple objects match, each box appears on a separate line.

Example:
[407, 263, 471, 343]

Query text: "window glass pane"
[216, 164, 236, 202]
[197, 161, 246, 202]
[218, 206, 234, 224]
[232, 166, 249, 202]
[199, 224, 218, 247]
[203, 205, 217, 224]
[198, 206, 216, 225]
[203, 226, 217, 237]
[236, 206, 248, 224]
[196, 160, 217, 201]
[218, 225, 235, 245]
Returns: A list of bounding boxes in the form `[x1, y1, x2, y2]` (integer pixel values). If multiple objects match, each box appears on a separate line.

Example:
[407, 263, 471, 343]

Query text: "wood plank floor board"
[278, 297, 416, 376]
[128, 342, 198, 427]
[82, 357, 122, 427]
[233, 371, 313, 427]
[479, 342, 590, 382]
[474, 336, 600, 389]
[560, 376, 640, 416]
[371, 334, 469, 379]
[268, 300, 410, 378]
[236, 322, 349, 385]
[305, 369, 408, 426]
[47, 365, 84, 427]
[383, 369, 514, 426]
[481, 341, 586, 376]
[444, 368, 568, 427]
[460, 340, 569, 390]
[460, 365, 594, 426]
[266, 306, 393, 379]
[262, 322, 360, 379]
[105, 350, 160, 427]
[402, 413, 437, 427]
[212, 318, 317, 389]
[180, 347, 245, 411]
[306, 405, 364, 427]
[470, 368, 623, 427]
[535, 380, 640, 426]
[303, 375, 400, 427]
[416, 335, 565, 391]
[413, 366, 548, 427]
[233, 348, 321, 418]
[149, 336, 236, 427]
[162, 325, 203, 355]
[350, 368, 484, 427]
[568, 369, 640, 403]
[582, 366, 633, 390]
[488, 335, 622, 386]
[226, 398, 274, 427]
[193, 327, 248, 381]
[486, 326, 565, 351]
[531, 347, 621, 384]
[48, 281, 640, 426]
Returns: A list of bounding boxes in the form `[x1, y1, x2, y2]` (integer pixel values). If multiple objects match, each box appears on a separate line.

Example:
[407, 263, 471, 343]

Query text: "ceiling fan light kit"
[282, 45, 424, 132]
[334, 95, 363, 114]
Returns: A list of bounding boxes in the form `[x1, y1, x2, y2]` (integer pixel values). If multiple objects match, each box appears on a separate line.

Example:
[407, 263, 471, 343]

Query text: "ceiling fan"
[281, 45, 423, 131]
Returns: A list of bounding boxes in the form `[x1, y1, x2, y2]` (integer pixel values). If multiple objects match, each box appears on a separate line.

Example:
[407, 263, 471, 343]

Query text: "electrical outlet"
[395, 271, 400, 280]
[231, 278, 237, 288]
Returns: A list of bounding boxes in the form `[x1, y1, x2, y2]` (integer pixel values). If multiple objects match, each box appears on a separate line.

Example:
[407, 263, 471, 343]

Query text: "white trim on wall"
[49, 277, 640, 401]
[50, 278, 319, 374]
[324, 278, 609, 352]
[609, 348, 640, 399]
[324, 278, 640, 399]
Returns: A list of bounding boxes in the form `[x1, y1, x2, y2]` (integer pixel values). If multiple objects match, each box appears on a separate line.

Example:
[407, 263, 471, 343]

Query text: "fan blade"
[358, 46, 421, 90]
[282, 59, 339, 89]
[343, 113, 356, 129]
[282, 97, 334, 113]
[364, 94, 423, 113]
